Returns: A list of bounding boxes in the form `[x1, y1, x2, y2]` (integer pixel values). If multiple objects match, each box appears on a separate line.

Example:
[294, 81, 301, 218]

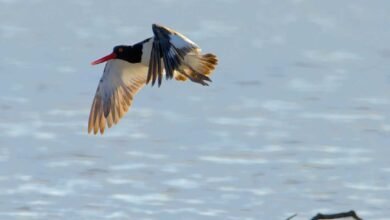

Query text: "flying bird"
[88, 24, 218, 134]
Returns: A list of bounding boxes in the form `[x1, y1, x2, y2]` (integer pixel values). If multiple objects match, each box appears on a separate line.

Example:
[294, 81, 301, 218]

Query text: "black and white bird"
[88, 24, 218, 134]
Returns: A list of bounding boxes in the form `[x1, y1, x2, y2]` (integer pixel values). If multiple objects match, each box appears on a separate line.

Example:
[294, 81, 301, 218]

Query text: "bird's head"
[91, 45, 130, 65]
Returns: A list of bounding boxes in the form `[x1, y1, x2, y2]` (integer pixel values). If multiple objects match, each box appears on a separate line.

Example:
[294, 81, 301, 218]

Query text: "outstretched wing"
[88, 59, 147, 134]
[147, 23, 199, 86]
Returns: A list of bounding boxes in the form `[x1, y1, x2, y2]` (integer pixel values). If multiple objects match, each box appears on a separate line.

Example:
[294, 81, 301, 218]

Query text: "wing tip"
[152, 23, 164, 29]
[152, 23, 174, 35]
[152, 23, 162, 32]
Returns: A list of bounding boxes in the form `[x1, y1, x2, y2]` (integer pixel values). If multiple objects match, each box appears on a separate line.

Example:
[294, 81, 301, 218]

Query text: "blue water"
[1, 0, 390, 219]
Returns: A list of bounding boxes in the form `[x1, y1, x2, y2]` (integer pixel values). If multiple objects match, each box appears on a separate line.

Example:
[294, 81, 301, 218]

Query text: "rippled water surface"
[1, 1, 390, 219]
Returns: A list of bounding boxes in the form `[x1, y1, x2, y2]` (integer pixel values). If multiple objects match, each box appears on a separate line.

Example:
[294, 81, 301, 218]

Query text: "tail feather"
[174, 53, 218, 85]
[199, 53, 218, 76]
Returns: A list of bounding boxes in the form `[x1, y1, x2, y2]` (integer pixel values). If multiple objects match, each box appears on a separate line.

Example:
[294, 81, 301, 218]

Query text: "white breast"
[140, 38, 154, 66]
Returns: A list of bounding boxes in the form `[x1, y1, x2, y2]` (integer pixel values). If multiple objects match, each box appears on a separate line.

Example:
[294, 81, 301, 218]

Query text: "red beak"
[91, 53, 117, 65]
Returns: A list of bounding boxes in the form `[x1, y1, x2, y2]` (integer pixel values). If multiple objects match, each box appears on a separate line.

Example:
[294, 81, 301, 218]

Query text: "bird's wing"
[88, 59, 147, 134]
[147, 23, 200, 86]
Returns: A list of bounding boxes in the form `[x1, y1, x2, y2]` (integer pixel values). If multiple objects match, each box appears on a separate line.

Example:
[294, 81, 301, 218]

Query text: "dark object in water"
[311, 210, 362, 220]
[286, 210, 363, 220]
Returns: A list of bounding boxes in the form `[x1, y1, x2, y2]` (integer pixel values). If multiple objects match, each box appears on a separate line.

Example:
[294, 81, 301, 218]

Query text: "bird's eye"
[118, 48, 124, 53]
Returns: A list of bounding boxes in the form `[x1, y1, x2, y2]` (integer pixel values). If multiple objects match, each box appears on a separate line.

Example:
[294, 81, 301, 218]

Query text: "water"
[1, 0, 390, 219]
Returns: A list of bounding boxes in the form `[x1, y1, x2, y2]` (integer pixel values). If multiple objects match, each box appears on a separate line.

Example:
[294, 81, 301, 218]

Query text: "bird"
[88, 24, 218, 135]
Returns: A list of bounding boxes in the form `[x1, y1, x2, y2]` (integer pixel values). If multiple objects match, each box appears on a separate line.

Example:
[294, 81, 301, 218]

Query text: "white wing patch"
[169, 34, 197, 50]
[88, 59, 148, 134]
